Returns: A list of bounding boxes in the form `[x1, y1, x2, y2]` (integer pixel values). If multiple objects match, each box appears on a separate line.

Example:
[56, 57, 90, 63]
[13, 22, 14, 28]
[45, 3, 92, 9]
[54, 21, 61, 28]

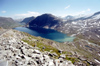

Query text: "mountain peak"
[38, 13, 56, 18]
[29, 14, 62, 28]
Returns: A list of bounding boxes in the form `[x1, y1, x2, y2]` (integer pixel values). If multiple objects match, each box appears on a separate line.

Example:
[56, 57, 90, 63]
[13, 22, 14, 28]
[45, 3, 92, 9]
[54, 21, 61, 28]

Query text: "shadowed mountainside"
[29, 14, 63, 29]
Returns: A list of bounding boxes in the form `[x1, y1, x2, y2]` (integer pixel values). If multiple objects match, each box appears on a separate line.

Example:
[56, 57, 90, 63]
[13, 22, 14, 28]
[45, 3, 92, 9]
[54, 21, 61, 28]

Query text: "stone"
[52, 53, 58, 57]
[59, 58, 64, 63]
[48, 60, 55, 66]
[54, 59, 60, 66]
[0, 60, 8, 66]
[58, 50, 63, 54]
[60, 54, 66, 59]
[78, 56, 87, 61]
[33, 49, 41, 54]
[66, 61, 75, 66]
[49, 53, 53, 57]
[21, 55, 25, 59]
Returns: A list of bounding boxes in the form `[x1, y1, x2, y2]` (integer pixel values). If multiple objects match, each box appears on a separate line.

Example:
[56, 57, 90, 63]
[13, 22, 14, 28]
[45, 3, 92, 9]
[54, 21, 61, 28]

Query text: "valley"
[0, 11, 100, 66]
[1, 0, 100, 66]
[28, 12, 100, 46]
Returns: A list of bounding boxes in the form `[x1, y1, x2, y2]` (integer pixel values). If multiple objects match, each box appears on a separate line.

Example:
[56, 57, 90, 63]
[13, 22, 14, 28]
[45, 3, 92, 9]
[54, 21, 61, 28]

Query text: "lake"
[14, 27, 75, 42]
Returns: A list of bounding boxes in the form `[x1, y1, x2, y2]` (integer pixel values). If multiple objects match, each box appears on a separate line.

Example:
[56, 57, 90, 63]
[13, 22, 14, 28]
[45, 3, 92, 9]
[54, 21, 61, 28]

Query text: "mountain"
[28, 12, 100, 46]
[29, 14, 63, 29]
[77, 11, 100, 20]
[18, 11, 100, 65]
[0, 12, 100, 65]
[54, 11, 100, 46]
[64, 11, 100, 21]
[92, 11, 100, 16]
[88, 11, 100, 19]
[21, 16, 35, 24]
[0, 17, 20, 29]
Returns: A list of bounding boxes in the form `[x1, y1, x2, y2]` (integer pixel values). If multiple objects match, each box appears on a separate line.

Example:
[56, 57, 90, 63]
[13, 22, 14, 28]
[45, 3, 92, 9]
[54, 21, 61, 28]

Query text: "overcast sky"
[0, 0, 100, 19]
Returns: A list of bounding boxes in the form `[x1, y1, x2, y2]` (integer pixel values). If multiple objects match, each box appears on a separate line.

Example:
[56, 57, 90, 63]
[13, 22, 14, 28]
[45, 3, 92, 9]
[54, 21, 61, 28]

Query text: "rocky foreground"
[0, 29, 74, 66]
[0, 28, 100, 66]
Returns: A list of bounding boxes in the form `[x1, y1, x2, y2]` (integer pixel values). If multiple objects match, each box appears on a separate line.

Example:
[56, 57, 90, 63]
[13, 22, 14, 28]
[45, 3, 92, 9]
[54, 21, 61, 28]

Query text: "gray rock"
[0, 60, 8, 66]
[58, 50, 63, 54]
[33, 49, 41, 54]
[78, 56, 87, 61]
[60, 54, 66, 59]
[0, 30, 75, 66]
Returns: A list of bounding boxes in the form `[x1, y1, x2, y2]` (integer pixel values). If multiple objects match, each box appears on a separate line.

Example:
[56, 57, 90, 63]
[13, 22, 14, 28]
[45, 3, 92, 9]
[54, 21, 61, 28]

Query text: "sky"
[0, 0, 100, 19]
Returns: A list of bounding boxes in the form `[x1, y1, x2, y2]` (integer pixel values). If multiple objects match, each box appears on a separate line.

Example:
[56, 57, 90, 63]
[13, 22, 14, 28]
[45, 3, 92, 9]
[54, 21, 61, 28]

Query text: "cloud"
[87, 8, 91, 11]
[76, 8, 91, 15]
[65, 5, 70, 9]
[77, 11, 86, 14]
[1, 11, 6, 13]
[13, 11, 40, 19]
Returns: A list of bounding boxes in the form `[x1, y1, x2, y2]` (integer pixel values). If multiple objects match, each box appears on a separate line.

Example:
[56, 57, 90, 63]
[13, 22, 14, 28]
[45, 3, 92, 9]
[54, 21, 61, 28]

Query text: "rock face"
[0, 29, 74, 66]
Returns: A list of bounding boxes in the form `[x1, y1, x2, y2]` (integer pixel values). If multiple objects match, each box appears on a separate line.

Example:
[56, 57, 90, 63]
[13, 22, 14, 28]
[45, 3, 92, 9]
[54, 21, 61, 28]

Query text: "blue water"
[14, 27, 75, 42]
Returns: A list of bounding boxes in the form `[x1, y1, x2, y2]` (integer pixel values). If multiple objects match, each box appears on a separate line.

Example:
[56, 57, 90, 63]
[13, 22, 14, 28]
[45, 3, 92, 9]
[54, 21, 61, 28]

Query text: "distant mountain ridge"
[21, 16, 35, 24]
[55, 11, 100, 46]
[0, 17, 20, 29]
[76, 11, 100, 20]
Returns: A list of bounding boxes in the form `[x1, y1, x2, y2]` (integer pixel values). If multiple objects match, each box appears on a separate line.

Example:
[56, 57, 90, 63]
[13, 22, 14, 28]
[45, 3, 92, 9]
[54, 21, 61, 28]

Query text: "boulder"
[59, 54, 66, 59]
[33, 49, 41, 54]
[78, 56, 87, 61]
[58, 50, 63, 54]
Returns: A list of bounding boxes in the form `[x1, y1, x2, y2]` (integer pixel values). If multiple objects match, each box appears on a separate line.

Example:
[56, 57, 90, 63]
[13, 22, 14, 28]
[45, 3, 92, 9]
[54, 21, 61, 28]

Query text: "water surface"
[14, 27, 75, 42]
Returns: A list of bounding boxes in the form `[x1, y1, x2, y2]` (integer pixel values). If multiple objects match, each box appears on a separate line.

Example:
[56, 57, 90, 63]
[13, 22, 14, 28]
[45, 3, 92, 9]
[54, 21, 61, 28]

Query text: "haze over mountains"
[0, 17, 20, 29]
[21, 16, 35, 24]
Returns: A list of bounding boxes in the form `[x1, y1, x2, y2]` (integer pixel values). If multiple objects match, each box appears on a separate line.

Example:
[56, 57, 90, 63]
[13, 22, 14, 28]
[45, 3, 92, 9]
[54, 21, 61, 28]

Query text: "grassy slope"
[20, 31, 97, 65]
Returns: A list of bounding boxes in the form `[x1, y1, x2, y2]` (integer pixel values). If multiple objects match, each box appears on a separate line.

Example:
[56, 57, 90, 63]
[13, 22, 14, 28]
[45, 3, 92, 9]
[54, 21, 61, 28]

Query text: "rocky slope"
[0, 28, 100, 66]
[0, 17, 20, 29]
[0, 28, 74, 66]
[55, 11, 100, 46]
